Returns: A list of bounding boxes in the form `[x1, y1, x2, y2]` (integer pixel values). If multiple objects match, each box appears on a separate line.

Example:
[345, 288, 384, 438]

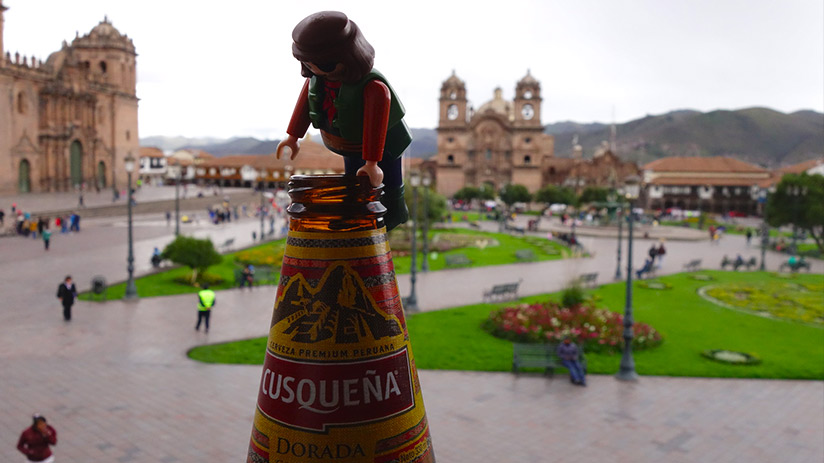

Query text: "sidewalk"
[0, 213, 821, 462]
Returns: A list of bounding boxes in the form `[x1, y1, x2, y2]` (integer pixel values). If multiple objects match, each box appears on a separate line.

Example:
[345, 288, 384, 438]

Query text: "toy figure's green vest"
[307, 70, 412, 160]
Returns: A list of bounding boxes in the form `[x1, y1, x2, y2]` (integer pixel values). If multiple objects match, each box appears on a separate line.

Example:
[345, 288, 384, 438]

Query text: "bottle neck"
[287, 175, 386, 233]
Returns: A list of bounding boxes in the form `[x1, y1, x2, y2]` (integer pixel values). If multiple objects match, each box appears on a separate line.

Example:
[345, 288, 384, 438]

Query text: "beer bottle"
[247, 175, 435, 463]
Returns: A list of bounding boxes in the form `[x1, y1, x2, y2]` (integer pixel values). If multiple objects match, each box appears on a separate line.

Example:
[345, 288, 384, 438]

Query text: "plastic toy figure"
[276, 11, 412, 231]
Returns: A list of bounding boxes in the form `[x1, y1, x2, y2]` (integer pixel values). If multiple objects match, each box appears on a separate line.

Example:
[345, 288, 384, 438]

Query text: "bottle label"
[248, 229, 434, 463]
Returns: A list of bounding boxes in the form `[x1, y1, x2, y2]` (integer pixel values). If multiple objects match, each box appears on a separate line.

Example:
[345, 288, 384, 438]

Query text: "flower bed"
[234, 246, 284, 268]
[483, 302, 663, 353]
[704, 282, 824, 325]
[638, 280, 673, 290]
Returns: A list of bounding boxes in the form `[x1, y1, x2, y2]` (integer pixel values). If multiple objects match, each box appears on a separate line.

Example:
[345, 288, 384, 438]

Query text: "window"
[447, 155, 454, 164]
[99, 61, 107, 73]
[126, 130, 131, 141]
[524, 137, 531, 144]
[17, 92, 26, 114]
[524, 155, 531, 165]
[485, 149, 492, 160]
[447, 137, 454, 143]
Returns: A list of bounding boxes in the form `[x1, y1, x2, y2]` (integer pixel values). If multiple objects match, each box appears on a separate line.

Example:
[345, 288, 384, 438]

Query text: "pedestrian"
[656, 240, 666, 269]
[165, 211, 171, 226]
[239, 264, 254, 289]
[745, 228, 753, 246]
[556, 337, 586, 386]
[56, 275, 78, 321]
[195, 284, 216, 332]
[0, 208, 5, 226]
[648, 244, 658, 265]
[42, 229, 52, 251]
[29, 220, 38, 239]
[17, 414, 57, 463]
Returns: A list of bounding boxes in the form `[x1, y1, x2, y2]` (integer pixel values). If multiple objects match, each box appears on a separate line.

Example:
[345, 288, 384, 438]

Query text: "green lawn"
[82, 229, 568, 300]
[189, 271, 824, 380]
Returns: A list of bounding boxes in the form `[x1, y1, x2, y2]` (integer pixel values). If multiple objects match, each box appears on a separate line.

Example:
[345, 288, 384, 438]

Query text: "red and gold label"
[248, 229, 435, 463]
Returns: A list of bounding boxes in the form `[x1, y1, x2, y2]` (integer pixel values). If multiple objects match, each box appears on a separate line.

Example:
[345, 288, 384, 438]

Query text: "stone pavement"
[0, 210, 822, 462]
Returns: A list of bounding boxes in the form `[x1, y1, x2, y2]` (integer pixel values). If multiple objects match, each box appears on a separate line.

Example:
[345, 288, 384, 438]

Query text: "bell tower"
[0, 1, 8, 65]
[438, 70, 468, 128]
[514, 69, 542, 128]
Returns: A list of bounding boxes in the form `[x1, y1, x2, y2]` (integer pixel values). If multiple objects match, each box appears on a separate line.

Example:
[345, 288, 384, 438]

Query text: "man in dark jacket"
[56, 275, 78, 321]
[17, 414, 57, 462]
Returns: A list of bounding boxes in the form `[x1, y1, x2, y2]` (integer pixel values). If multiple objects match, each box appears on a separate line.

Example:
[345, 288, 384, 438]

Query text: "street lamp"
[617, 174, 640, 381]
[759, 190, 768, 271]
[175, 164, 181, 236]
[614, 189, 624, 280]
[421, 173, 431, 272]
[788, 185, 807, 255]
[259, 172, 266, 241]
[124, 154, 138, 300]
[405, 172, 420, 313]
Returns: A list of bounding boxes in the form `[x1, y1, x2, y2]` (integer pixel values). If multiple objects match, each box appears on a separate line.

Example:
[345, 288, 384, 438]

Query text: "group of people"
[3, 204, 82, 251]
[636, 240, 667, 279]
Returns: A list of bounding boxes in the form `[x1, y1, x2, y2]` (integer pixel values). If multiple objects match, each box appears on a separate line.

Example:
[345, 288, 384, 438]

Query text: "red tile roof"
[643, 156, 767, 174]
[139, 146, 165, 158]
[779, 158, 824, 174]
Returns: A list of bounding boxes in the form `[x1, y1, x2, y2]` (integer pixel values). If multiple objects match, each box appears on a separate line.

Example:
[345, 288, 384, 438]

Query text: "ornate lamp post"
[421, 173, 431, 272]
[617, 175, 641, 381]
[124, 154, 139, 301]
[175, 165, 181, 236]
[259, 172, 266, 241]
[788, 186, 807, 255]
[405, 172, 420, 313]
[759, 189, 768, 271]
[614, 190, 624, 280]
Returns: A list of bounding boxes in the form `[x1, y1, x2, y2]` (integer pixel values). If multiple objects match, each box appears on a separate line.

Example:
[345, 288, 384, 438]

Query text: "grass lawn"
[82, 228, 568, 300]
[189, 271, 824, 380]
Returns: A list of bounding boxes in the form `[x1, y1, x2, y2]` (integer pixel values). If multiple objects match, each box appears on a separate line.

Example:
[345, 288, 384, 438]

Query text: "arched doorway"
[70, 141, 83, 187]
[18, 159, 31, 193]
[97, 161, 107, 188]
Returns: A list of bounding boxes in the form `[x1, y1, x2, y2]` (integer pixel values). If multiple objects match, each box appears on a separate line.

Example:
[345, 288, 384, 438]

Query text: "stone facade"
[435, 71, 554, 198]
[0, 3, 138, 194]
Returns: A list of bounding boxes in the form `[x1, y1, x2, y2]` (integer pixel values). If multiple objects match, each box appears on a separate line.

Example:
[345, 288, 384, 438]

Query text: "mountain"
[549, 108, 823, 167]
[140, 107, 823, 167]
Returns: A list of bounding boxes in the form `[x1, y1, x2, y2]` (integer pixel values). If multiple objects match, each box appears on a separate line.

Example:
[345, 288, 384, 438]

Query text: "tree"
[499, 184, 532, 206]
[452, 186, 480, 202]
[578, 186, 612, 205]
[765, 173, 824, 252]
[406, 187, 448, 223]
[478, 184, 496, 201]
[162, 236, 223, 284]
[535, 185, 577, 206]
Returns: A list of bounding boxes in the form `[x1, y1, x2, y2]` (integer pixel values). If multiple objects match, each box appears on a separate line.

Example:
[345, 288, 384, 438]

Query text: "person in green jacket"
[195, 284, 216, 332]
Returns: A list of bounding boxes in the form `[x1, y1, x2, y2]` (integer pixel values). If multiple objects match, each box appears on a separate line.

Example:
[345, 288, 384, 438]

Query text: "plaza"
[1, 188, 822, 462]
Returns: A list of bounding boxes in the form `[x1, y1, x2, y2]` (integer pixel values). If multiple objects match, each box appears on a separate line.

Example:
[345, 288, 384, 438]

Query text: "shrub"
[483, 302, 663, 353]
[173, 272, 224, 288]
[561, 285, 587, 307]
[162, 236, 223, 284]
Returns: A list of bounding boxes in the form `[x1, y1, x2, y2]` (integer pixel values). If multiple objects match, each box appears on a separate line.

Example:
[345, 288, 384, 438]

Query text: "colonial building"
[138, 146, 166, 185]
[435, 71, 555, 197]
[642, 156, 772, 214]
[545, 142, 641, 193]
[0, 3, 138, 194]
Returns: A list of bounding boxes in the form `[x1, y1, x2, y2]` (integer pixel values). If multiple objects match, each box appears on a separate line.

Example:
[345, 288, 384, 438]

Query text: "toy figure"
[276, 11, 412, 231]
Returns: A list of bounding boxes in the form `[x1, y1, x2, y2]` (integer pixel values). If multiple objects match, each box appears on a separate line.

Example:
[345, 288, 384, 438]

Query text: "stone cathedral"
[435, 70, 555, 198]
[0, 1, 138, 194]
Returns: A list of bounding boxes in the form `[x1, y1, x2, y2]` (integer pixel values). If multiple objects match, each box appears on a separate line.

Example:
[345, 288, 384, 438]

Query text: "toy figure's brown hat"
[291, 11, 374, 82]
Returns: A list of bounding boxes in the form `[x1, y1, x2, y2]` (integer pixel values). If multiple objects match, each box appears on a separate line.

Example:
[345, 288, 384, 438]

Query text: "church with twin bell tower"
[0, 1, 139, 194]
[435, 70, 555, 198]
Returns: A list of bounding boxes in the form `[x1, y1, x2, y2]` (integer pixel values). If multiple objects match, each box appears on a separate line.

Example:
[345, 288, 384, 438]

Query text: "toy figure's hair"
[291, 11, 374, 83]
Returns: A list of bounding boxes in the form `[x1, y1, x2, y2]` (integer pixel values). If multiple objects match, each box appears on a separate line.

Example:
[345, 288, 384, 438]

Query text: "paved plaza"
[1, 194, 822, 462]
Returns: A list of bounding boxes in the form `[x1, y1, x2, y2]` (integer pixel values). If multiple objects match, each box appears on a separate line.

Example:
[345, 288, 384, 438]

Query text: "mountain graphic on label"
[273, 262, 402, 344]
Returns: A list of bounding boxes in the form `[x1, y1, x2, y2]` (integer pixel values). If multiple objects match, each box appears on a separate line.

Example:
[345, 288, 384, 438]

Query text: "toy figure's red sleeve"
[286, 79, 311, 139]
[362, 80, 391, 163]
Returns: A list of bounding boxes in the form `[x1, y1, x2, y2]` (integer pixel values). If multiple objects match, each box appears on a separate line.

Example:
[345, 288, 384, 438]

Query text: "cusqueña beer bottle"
[247, 175, 435, 463]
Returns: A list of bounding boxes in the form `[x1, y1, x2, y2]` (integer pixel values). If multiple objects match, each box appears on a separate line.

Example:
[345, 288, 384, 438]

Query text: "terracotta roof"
[643, 156, 767, 174]
[648, 177, 768, 187]
[779, 158, 824, 174]
[195, 140, 344, 172]
[139, 146, 165, 158]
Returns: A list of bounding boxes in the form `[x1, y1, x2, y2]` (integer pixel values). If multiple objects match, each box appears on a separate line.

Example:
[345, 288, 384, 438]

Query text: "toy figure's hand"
[276, 135, 301, 160]
[357, 161, 383, 187]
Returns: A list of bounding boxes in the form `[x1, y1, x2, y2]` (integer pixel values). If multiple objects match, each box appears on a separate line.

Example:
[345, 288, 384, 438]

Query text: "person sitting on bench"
[556, 337, 586, 386]
[636, 257, 653, 279]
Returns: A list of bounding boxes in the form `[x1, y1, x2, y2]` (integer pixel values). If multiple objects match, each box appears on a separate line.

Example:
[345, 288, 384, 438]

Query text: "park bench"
[483, 280, 522, 302]
[515, 249, 536, 261]
[220, 238, 235, 251]
[512, 342, 586, 376]
[780, 259, 811, 273]
[720, 255, 733, 270]
[576, 272, 599, 288]
[741, 257, 758, 271]
[445, 253, 471, 267]
[683, 259, 702, 272]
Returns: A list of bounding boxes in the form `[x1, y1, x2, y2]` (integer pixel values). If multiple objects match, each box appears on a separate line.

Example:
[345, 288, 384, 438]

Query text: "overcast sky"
[3, 0, 822, 139]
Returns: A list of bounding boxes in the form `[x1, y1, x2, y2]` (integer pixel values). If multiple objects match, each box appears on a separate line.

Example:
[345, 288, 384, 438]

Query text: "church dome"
[476, 87, 513, 119]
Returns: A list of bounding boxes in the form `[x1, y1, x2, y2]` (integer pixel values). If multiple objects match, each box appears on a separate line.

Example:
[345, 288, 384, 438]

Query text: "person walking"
[42, 229, 52, 251]
[745, 228, 753, 246]
[556, 338, 586, 386]
[656, 240, 666, 269]
[195, 284, 216, 332]
[17, 414, 57, 463]
[56, 276, 78, 321]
